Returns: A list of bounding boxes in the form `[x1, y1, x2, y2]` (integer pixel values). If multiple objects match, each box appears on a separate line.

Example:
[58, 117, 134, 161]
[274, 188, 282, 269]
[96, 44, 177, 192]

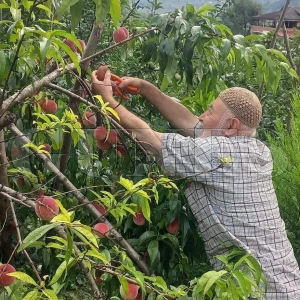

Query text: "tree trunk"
[0, 129, 13, 263]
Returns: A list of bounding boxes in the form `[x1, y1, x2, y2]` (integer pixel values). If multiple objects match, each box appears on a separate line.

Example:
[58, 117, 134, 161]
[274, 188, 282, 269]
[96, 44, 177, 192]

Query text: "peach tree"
[0, 0, 297, 299]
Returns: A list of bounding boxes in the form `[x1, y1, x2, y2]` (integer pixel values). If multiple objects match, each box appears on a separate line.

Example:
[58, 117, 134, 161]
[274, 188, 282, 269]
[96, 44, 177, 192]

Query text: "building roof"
[253, 7, 300, 21]
[251, 25, 297, 38]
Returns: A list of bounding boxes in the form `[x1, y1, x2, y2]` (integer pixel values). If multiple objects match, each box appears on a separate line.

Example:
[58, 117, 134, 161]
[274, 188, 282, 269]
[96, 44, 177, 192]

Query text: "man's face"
[197, 98, 229, 137]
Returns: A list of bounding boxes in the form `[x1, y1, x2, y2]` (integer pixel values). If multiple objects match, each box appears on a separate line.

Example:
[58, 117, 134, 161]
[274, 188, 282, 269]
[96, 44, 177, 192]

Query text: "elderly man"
[91, 69, 300, 299]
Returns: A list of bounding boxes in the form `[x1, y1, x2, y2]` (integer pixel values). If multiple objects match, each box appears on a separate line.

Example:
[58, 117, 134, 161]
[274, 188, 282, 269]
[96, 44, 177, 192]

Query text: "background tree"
[220, 0, 262, 35]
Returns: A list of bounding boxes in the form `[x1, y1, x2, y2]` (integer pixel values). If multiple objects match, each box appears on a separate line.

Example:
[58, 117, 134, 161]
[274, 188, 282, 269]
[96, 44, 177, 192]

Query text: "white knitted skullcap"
[218, 87, 262, 128]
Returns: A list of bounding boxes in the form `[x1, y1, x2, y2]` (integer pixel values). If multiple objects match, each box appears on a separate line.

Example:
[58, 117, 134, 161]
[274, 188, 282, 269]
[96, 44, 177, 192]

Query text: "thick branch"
[0, 113, 16, 130]
[282, 23, 297, 71]
[0, 189, 102, 298]
[8, 124, 151, 275]
[55, 24, 105, 189]
[269, 0, 290, 48]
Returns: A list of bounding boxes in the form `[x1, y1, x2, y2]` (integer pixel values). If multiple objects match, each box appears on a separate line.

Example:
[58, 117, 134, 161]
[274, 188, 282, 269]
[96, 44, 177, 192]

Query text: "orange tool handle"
[115, 86, 130, 101]
[111, 73, 138, 92]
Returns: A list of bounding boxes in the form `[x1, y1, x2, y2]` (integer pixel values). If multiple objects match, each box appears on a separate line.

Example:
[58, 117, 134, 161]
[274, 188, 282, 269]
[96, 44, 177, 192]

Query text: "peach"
[35, 196, 59, 221]
[40, 99, 58, 114]
[119, 283, 139, 300]
[136, 290, 142, 300]
[0, 264, 16, 286]
[63, 38, 77, 52]
[16, 177, 23, 187]
[96, 65, 109, 81]
[166, 217, 179, 235]
[41, 143, 51, 153]
[11, 145, 20, 158]
[77, 39, 86, 53]
[92, 201, 108, 216]
[96, 140, 111, 150]
[133, 211, 145, 226]
[116, 145, 127, 157]
[93, 223, 110, 238]
[107, 130, 119, 144]
[113, 27, 129, 43]
[94, 126, 107, 141]
[82, 111, 96, 127]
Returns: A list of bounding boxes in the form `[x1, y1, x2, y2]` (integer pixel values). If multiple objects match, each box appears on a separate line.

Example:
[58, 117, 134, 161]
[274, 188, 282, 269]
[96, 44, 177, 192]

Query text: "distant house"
[251, 7, 300, 38]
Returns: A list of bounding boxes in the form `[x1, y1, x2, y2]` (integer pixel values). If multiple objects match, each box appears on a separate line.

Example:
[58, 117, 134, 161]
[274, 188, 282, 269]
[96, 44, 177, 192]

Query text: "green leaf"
[7, 272, 37, 286]
[118, 176, 134, 191]
[0, 50, 6, 79]
[140, 197, 151, 222]
[147, 239, 159, 264]
[220, 38, 231, 58]
[57, 0, 80, 19]
[49, 258, 75, 285]
[18, 223, 59, 252]
[42, 289, 58, 300]
[203, 270, 227, 295]
[110, 0, 121, 28]
[71, 223, 98, 248]
[94, 0, 110, 26]
[65, 230, 73, 266]
[232, 270, 248, 295]
[138, 231, 157, 245]
[70, 0, 84, 30]
[85, 250, 109, 264]
[23, 290, 39, 300]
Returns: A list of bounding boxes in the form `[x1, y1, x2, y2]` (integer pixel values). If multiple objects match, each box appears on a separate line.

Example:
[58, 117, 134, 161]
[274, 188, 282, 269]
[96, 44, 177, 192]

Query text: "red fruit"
[166, 217, 179, 235]
[63, 38, 77, 52]
[41, 143, 51, 153]
[11, 145, 20, 158]
[133, 211, 146, 226]
[113, 27, 129, 43]
[82, 111, 96, 127]
[96, 65, 109, 81]
[116, 145, 127, 157]
[107, 130, 119, 144]
[16, 177, 23, 187]
[119, 283, 139, 300]
[94, 126, 107, 141]
[96, 140, 111, 150]
[77, 39, 86, 53]
[40, 99, 57, 114]
[93, 223, 110, 238]
[136, 290, 142, 300]
[35, 196, 59, 221]
[0, 264, 16, 286]
[92, 201, 108, 216]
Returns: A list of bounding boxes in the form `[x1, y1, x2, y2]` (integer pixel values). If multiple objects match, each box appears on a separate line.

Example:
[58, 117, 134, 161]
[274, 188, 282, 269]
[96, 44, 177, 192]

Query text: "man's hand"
[91, 70, 115, 102]
[118, 77, 146, 95]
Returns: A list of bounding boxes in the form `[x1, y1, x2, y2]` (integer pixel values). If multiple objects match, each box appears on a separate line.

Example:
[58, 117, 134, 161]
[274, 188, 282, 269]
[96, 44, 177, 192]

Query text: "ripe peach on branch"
[119, 282, 139, 300]
[82, 111, 96, 127]
[113, 27, 129, 43]
[93, 223, 110, 238]
[35, 196, 59, 221]
[0, 264, 16, 286]
[166, 217, 179, 235]
[40, 99, 58, 114]
[94, 126, 107, 141]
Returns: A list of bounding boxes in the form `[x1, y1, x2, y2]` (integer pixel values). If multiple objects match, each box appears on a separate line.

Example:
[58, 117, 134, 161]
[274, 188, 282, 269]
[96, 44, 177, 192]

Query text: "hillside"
[138, 0, 299, 13]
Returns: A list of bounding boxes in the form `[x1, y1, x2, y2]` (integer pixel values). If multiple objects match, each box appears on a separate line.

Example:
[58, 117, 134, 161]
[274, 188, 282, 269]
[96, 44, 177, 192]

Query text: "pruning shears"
[111, 73, 138, 101]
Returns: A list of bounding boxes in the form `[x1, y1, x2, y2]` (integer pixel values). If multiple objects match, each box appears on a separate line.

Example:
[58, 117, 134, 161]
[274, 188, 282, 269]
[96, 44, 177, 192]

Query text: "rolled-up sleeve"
[161, 133, 219, 181]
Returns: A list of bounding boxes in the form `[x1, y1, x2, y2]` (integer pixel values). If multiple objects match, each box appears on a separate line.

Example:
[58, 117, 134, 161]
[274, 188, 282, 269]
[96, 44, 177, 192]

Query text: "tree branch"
[8, 124, 151, 275]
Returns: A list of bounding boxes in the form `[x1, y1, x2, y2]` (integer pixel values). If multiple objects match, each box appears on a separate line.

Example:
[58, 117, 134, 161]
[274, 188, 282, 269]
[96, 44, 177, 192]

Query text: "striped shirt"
[161, 132, 300, 299]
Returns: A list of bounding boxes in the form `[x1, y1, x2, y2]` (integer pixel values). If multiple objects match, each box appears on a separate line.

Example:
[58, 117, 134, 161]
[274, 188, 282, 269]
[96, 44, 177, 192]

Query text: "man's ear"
[224, 118, 240, 137]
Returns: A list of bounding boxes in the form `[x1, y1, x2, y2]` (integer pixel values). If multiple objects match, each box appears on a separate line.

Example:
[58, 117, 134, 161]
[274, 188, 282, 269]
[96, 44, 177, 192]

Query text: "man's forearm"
[140, 81, 199, 136]
[110, 100, 162, 155]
